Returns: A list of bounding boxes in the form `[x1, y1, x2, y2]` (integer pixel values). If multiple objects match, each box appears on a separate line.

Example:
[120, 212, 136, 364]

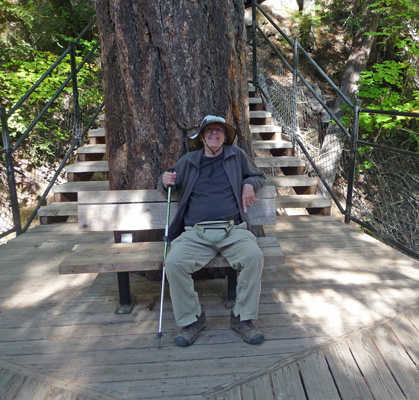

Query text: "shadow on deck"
[0, 216, 418, 399]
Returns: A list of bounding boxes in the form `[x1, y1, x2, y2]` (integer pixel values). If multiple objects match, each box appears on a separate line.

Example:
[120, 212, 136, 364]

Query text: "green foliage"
[293, 5, 325, 48]
[357, 60, 419, 151]
[354, 0, 419, 152]
[0, 0, 102, 164]
[1, 0, 96, 53]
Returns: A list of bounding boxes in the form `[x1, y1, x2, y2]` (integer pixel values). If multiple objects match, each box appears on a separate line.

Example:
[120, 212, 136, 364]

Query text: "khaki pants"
[164, 222, 264, 327]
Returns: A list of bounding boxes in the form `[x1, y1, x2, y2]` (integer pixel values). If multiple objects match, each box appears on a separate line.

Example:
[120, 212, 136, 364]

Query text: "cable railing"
[250, 0, 419, 259]
[1, 18, 104, 239]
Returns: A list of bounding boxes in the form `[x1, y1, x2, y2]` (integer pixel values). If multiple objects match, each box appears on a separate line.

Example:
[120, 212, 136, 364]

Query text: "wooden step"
[266, 175, 318, 187]
[248, 97, 262, 105]
[65, 161, 109, 174]
[250, 125, 282, 134]
[250, 110, 271, 119]
[276, 195, 332, 209]
[88, 128, 105, 138]
[65, 160, 109, 182]
[255, 156, 305, 168]
[249, 97, 263, 111]
[52, 181, 110, 194]
[77, 144, 107, 161]
[38, 202, 77, 224]
[77, 144, 106, 155]
[88, 128, 105, 144]
[99, 114, 105, 128]
[250, 110, 271, 126]
[250, 124, 282, 140]
[252, 140, 292, 150]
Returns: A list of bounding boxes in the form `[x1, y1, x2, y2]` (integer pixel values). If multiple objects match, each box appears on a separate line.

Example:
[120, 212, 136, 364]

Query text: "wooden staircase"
[249, 86, 332, 216]
[37, 115, 109, 224]
[38, 93, 331, 224]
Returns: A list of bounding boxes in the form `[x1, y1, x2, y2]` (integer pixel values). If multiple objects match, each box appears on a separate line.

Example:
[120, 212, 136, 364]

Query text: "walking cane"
[157, 169, 174, 349]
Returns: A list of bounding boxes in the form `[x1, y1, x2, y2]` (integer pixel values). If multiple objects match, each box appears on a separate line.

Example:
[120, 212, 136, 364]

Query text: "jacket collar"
[188, 145, 236, 168]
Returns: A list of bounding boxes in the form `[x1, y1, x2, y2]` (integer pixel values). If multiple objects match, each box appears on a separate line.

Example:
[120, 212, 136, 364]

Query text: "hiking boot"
[230, 310, 264, 344]
[173, 308, 207, 347]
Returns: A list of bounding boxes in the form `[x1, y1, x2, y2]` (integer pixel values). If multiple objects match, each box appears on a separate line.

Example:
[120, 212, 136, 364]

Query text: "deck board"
[0, 216, 418, 399]
[298, 352, 340, 400]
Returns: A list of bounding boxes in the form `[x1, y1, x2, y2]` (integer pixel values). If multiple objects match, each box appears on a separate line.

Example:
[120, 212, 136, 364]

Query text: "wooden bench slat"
[78, 198, 275, 231]
[78, 186, 277, 231]
[58, 237, 284, 274]
[77, 186, 276, 204]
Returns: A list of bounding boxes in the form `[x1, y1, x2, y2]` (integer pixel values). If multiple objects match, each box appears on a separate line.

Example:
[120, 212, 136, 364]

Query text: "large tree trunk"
[316, 1, 380, 196]
[95, 0, 250, 191]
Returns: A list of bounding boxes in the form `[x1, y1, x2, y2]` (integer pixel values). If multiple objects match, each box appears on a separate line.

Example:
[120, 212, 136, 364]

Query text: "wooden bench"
[58, 186, 284, 313]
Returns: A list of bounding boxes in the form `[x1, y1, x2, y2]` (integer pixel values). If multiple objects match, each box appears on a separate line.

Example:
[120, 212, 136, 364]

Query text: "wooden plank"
[270, 362, 307, 400]
[406, 308, 419, 331]
[252, 140, 292, 149]
[255, 156, 305, 168]
[12, 378, 51, 400]
[88, 128, 105, 137]
[78, 186, 276, 204]
[388, 315, 419, 365]
[250, 125, 281, 133]
[324, 341, 373, 400]
[44, 386, 79, 399]
[0, 368, 26, 400]
[210, 386, 241, 400]
[297, 351, 340, 400]
[0, 359, 119, 400]
[240, 380, 256, 400]
[369, 323, 419, 399]
[37, 202, 77, 217]
[248, 374, 275, 400]
[78, 144, 107, 154]
[58, 237, 284, 274]
[347, 332, 405, 400]
[52, 181, 109, 193]
[266, 175, 317, 187]
[65, 160, 109, 173]
[78, 200, 275, 231]
[276, 195, 331, 208]
[250, 110, 271, 118]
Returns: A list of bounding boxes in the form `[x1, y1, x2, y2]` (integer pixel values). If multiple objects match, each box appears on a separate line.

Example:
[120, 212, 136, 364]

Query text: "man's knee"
[164, 255, 185, 281]
[243, 242, 263, 265]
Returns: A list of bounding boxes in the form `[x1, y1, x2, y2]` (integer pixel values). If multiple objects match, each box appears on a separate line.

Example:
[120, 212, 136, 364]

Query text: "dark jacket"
[157, 145, 266, 241]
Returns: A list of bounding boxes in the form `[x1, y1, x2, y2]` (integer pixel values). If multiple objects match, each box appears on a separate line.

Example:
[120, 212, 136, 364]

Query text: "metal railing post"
[252, 0, 258, 90]
[292, 37, 299, 151]
[345, 98, 361, 224]
[70, 41, 82, 147]
[1, 106, 22, 235]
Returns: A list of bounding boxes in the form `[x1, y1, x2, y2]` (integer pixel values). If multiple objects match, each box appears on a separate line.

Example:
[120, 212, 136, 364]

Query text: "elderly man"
[158, 115, 265, 347]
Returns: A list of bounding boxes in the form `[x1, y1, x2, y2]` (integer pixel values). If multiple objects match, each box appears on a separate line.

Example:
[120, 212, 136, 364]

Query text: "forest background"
[0, 0, 418, 251]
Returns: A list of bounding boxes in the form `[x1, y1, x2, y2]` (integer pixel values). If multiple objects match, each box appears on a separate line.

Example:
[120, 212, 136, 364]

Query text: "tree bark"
[95, 0, 251, 191]
[316, 1, 380, 196]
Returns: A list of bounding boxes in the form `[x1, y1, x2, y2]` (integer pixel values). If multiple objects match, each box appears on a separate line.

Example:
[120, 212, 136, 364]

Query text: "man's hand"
[162, 171, 176, 188]
[242, 183, 259, 213]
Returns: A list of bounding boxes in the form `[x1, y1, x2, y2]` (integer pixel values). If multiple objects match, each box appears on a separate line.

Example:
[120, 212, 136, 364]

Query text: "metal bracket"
[115, 297, 135, 314]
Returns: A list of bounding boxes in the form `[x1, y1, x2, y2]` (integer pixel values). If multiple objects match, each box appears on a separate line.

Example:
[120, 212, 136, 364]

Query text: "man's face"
[202, 123, 226, 151]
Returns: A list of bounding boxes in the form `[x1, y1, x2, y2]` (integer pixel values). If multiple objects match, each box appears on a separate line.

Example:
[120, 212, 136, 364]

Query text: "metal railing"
[250, 0, 419, 259]
[1, 18, 104, 239]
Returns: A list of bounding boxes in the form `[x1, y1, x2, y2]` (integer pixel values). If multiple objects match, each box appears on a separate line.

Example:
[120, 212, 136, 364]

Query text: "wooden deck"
[0, 216, 418, 400]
